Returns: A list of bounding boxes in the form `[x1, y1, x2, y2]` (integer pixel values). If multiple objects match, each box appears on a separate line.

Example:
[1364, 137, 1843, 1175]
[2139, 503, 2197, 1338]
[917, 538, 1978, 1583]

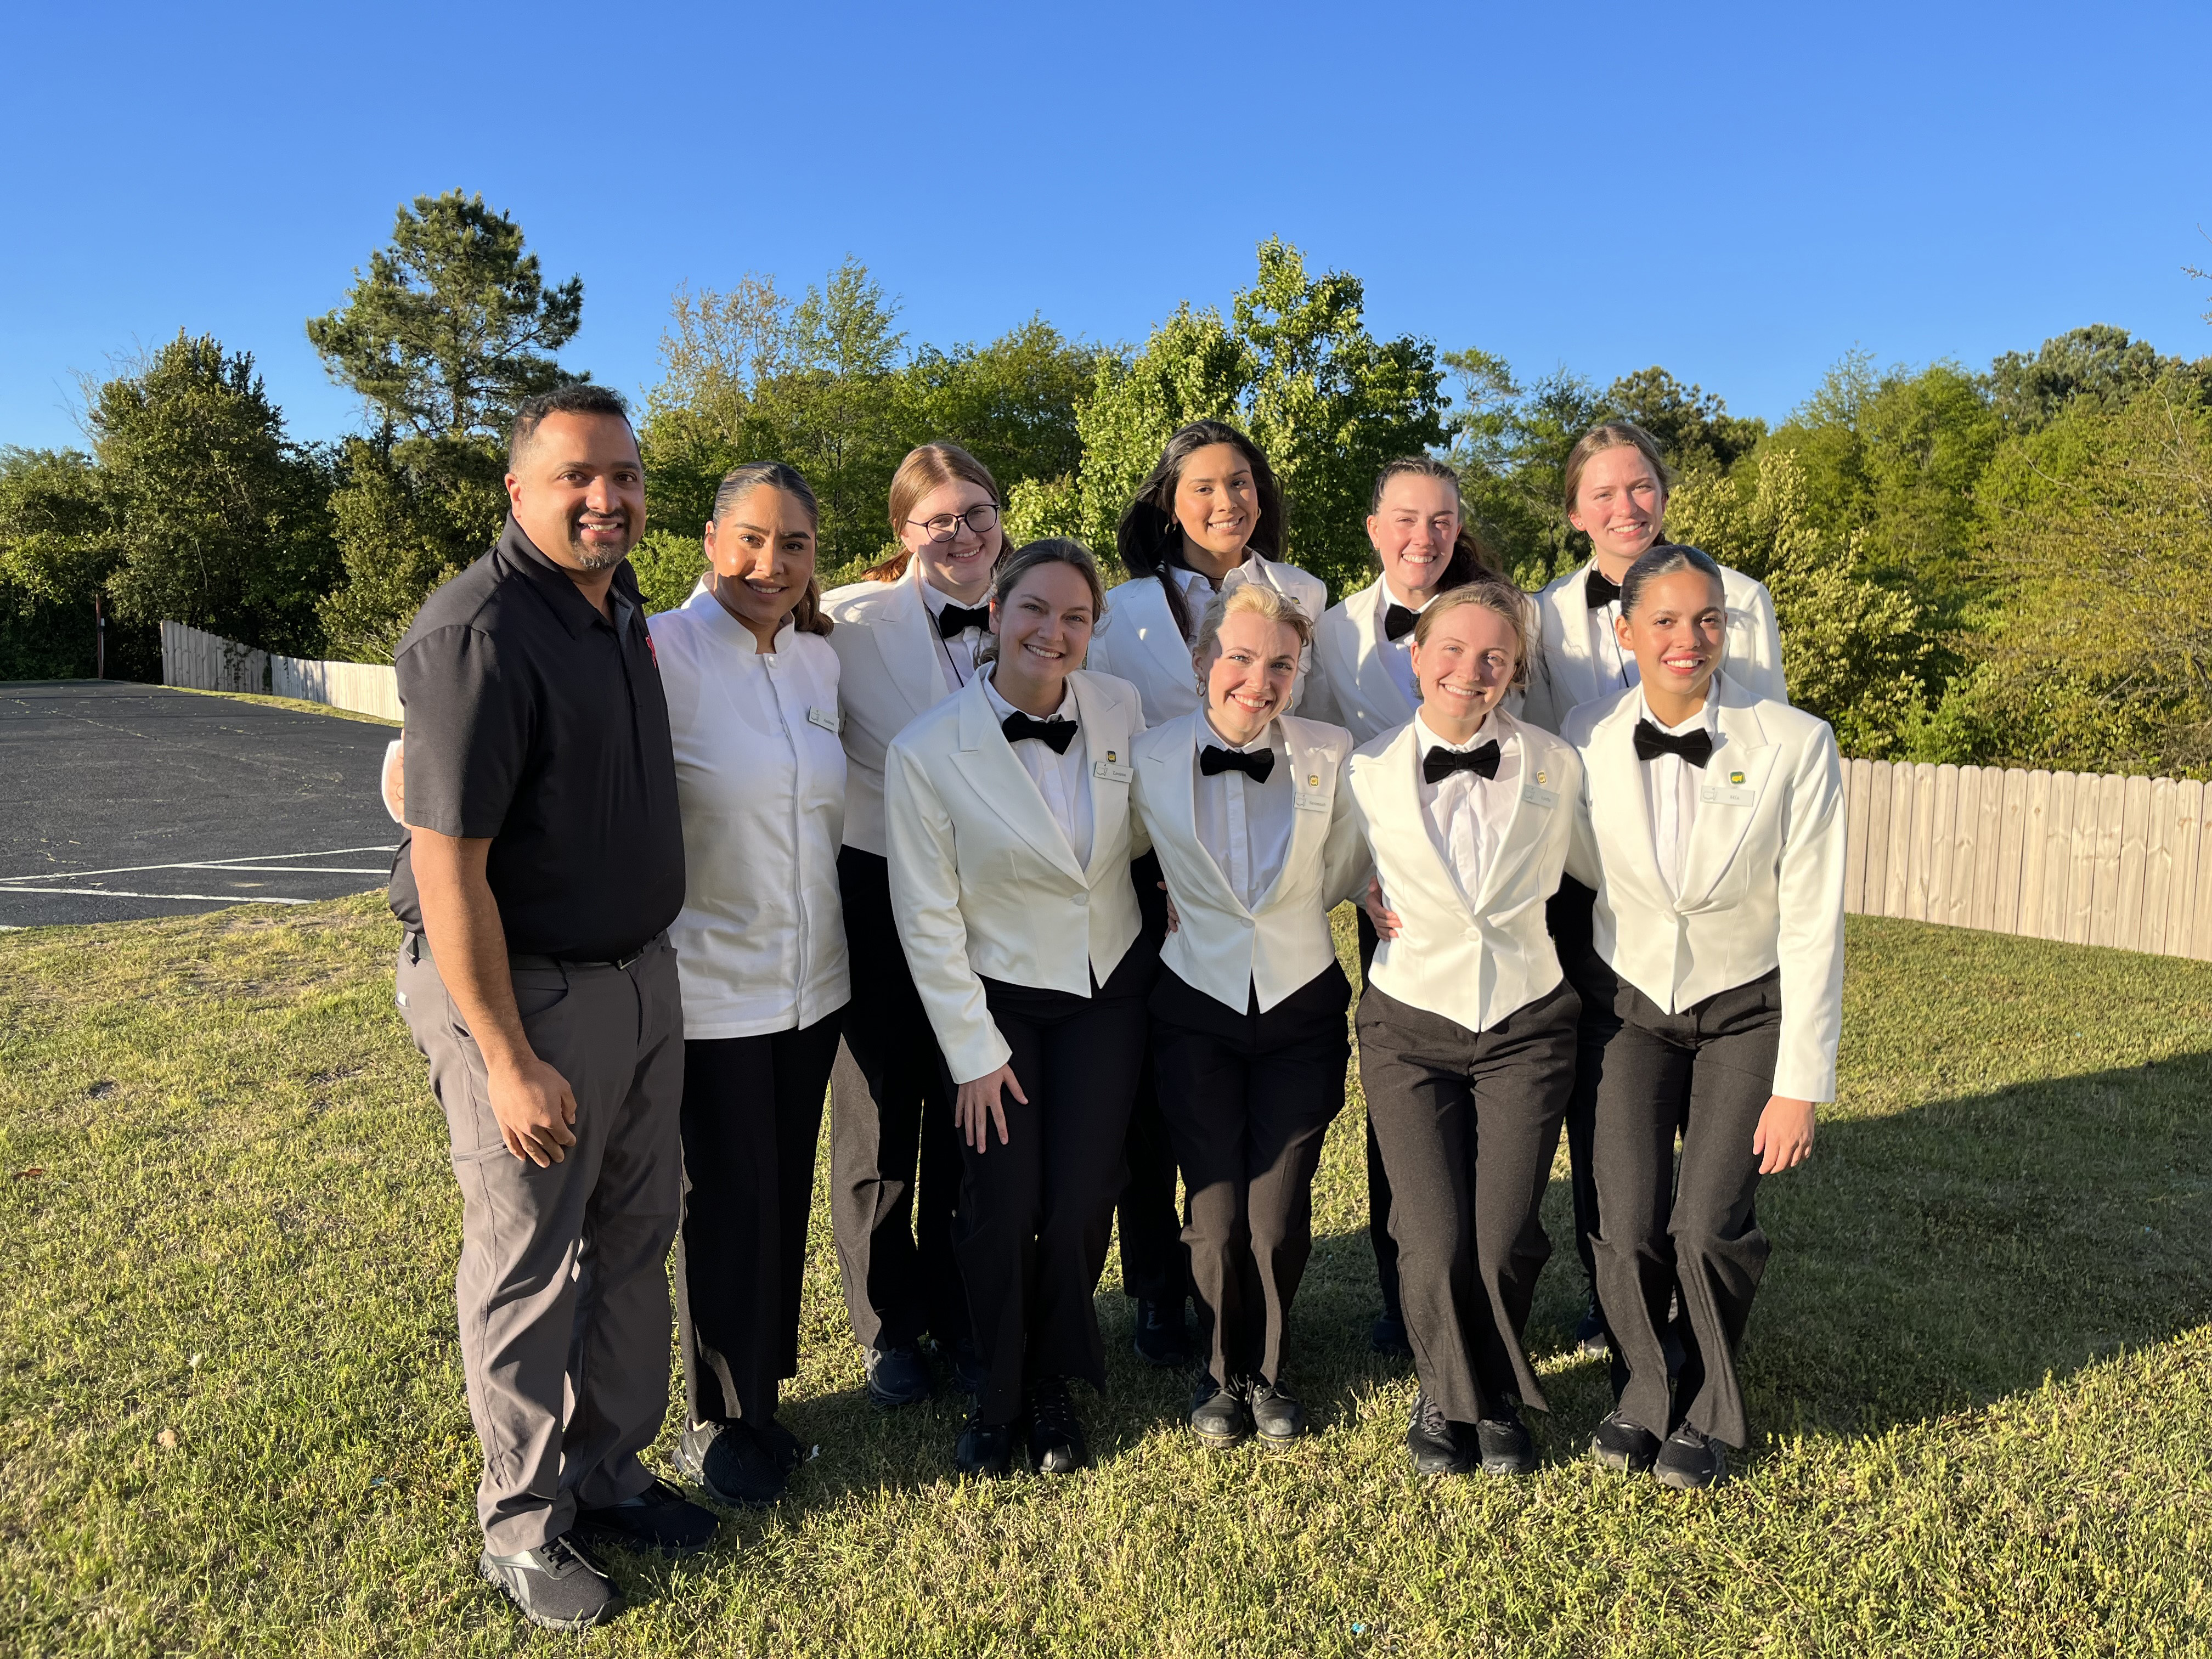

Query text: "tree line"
[3, 191, 2207, 779]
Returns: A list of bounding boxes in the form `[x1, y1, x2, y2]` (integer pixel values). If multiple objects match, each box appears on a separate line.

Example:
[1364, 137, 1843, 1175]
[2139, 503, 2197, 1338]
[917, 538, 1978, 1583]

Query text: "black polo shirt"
[387, 517, 685, 961]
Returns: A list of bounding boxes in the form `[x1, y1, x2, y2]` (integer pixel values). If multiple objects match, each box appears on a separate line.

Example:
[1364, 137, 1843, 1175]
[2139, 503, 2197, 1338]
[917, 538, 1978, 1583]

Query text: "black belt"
[404, 931, 653, 972]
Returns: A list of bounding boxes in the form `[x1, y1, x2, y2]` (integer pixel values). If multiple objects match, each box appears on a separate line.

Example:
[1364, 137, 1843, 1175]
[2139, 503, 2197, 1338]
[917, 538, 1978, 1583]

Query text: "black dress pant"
[1354, 909, 1403, 1327]
[954, 939, 1156, 1425]
[829, 848, 969, 1353]
[1150, 963, 1350, 1388]
[675, 1011, 843, 1426]
[1590, 970, 1781, 1449]
[1115, 851, 1192, 1310]
[1357, 978, 1581, 1425]
[1547, 878, 1623, 1307]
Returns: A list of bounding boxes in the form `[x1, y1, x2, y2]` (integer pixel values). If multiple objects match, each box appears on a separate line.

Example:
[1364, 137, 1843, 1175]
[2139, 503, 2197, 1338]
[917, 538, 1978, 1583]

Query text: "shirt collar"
[685, 580, 793, 657]
[1199, 712, 1284, 756]
[1414, 706, 1507, 754]
[499, 516, 640, 642]
[981, 667, 1070, 725]
[916, 560, 988, 620]
[1638, 674, 1724, 738]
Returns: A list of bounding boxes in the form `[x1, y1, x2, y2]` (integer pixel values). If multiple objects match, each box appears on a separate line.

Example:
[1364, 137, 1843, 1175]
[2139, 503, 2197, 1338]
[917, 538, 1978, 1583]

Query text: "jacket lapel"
[947, 678, 1086, 882]
[1073, 672, 1134, 884]
[1146, 713, 1243, 912]
[1132, 578, 1199, 699]
[1467, 717, 1536, 917]
[1252, 721, 1329, 915]
[1350, 581, 1417, 726]
[880, 564, 953, 721]
[1376, 721, 1478, 926]
[1590, 696, 1668, 902]
[1550, 560, 1601, 707]
[1675, 687, 1775, 907]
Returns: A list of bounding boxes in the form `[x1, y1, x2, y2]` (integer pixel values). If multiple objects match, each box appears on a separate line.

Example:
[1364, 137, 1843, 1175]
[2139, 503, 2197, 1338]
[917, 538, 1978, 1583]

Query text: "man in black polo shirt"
[390, 383, 714, 1631]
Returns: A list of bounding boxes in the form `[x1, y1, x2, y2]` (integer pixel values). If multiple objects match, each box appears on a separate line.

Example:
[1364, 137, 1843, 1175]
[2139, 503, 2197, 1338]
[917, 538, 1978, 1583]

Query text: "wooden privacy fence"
[1843, 758, 2211, 961]
[160, 621, 400, 722]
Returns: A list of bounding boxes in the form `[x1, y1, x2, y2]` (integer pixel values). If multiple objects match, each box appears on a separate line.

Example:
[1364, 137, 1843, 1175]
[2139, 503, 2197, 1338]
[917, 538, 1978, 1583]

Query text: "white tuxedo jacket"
[1304, 577, 1538, 744]
[1130, 711, 1366, 1014]
[1087, 553, 1328, 726]
[883, 669, 1149, 1084]
[822, 569, 961, 857]
[1522, 557, 1785, 735]
[1346, 709, 1582, 1033]
[1562, 679, 1846, 1102]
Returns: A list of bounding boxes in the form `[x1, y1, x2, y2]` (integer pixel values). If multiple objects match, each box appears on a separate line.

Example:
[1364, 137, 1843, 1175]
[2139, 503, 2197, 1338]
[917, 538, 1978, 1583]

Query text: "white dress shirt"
[1639, 680, 1726, 899]
[1373, 583, 1442, 710]
[1192, 717, 1295, 912]
[1412, 709, 1520, 916]
[981, 668, 1093, 868]
[650, 585, 851, 1038]
[915, 560, 985, 694]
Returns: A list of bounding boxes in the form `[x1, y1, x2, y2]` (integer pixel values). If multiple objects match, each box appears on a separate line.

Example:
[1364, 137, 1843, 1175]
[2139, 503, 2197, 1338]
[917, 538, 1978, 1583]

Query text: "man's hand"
[489, 1053, 580, 1166]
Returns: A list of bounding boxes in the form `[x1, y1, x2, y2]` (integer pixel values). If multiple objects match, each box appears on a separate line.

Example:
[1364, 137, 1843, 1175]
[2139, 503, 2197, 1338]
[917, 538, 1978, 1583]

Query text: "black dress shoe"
[1133, 1299, 1193, 1368]
[1249, 1379, 1306, 1444]
[1025, 1375, 1088, 1475]
[1188, 1376, 1250, 1448]
[865, 1344, 934, 1408]
[1590, 1410, 1661, 1473]
[675, 1421, 786, 1507]
[1369, 1310, 1413, 1359]
[1474, 1408, 1537, 1476]
[1573, 1293, 1611, 1357]
[953, 1404, 1013, 1478]
[1654, 1423, 1728, 1490]
[1405, 1390, 1471, 1475]
[575, 1476, 720, 1551]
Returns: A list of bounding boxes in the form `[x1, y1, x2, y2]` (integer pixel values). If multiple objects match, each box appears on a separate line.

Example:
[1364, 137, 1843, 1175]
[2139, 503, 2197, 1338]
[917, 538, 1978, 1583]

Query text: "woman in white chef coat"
[1128, 581, 1364, 1450]
[1562, 543, 1843, 1492]
[648, 462, 849, 1509]
[819, 442, 1008, 1408]
[1087, 420, 1325, 1368]
[1351, 580, 1583, 1479]
[883, 538, 1153, 1480]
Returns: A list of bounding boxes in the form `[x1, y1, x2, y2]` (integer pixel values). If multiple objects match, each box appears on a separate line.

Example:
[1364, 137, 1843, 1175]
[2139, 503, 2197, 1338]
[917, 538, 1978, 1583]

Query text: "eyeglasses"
[907, 503, 1000, 543]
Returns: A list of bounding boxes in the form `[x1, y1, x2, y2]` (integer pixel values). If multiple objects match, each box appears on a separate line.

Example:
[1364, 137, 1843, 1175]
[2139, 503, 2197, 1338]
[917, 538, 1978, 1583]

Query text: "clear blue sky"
[6, 1, 2208, 453]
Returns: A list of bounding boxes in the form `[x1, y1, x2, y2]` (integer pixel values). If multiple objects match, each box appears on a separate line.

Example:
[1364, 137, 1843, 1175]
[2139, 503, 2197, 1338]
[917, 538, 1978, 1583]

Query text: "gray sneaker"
[477, 1533, 617, 1631]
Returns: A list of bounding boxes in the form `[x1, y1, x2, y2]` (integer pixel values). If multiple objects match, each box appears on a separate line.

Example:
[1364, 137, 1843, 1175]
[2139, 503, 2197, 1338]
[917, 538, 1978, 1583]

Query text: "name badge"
[1093, 759, 1133, 784]
[1294, 789, 1332, 814]
[1520, 783, 1559, 809]
[807, 706, 843, 735]
[1700, 782, 1757, 807]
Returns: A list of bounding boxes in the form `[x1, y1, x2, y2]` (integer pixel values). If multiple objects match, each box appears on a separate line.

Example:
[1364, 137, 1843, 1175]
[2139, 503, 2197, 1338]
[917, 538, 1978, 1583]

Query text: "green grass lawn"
[2, 900, 2208, 1657]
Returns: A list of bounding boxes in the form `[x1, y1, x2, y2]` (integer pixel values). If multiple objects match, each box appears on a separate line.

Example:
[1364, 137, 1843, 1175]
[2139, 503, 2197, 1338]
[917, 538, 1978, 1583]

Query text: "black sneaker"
[1405, 1390, 1471, 1475]
[1369, 1310, 1413, 1359]
[754, 1415, 804, 1477]
[675, 1420, 786, 1507]
[1249, 1379, 1306, 1444]
[1572, 1293, 1611, 1357]
[1655, 1423, 1728, 1490]
[1188, 1376, 1250, 1448]
[575, 1476, 719, 1553]
[1025, 1375, 1087, 1475]
[478, 1533, 617, 1631]
[953, 1401, 1013, 1478]
[1474, 1408, 1537, 1476]
[1133, 1299, 1193, 1368]
[1590, 1410, 1661, 1473]
[864, 1343, 934, 1408]
[946, 1336, 989, 1396]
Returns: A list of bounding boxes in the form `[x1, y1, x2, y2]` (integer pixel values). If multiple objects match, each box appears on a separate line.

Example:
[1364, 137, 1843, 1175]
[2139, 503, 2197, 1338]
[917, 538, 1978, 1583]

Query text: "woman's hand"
[1752, 1096, 1815, 1174]
[1363, 878, 1402, 940]
[955, 1063, 1025, 1153]
[1160, 879, 1179, 934]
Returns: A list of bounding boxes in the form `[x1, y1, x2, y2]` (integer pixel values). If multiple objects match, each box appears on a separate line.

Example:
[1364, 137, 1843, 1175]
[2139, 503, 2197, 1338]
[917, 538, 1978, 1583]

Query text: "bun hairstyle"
[1408, 577, 1535, 690]
[710, 461, 831, 638]
[865, 441, 1008, 584]
[973, 538, 1110, 669]
[1618, 543, 1725, 619]
[1118, 420, 1288, 643]
[1368, 456, 1503, 587]
[1187, 579, 1314, 700]
[1560, 421, 1674, 517]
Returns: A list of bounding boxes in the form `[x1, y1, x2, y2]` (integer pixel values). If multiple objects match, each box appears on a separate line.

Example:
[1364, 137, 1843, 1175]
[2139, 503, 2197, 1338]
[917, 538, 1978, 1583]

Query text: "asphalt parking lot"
[0, 681, 401, 928]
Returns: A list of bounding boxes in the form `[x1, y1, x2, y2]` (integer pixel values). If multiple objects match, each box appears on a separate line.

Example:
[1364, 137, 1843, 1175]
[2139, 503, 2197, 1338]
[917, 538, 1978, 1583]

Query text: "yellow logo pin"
[1536, 770, 1547, 785]
[1308, 774, 1320, 787]
[1105, 751, 1117, 763]
[1730, 770, 1745, 785]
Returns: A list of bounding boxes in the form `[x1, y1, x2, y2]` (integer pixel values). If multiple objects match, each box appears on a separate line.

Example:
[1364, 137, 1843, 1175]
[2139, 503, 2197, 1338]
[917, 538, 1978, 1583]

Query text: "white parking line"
[0, 886, 311, 905]
[0, 845, 399, 885]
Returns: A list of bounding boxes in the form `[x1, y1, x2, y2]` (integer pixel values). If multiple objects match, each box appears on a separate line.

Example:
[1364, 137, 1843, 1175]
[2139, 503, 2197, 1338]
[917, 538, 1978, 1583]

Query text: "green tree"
[0, 447, 133, 679]
[1602, 366, 1767, 474]
[1444, 351, 1609, 588]
[1989, 324, 2212, 432]
[307, 191, 584, 659]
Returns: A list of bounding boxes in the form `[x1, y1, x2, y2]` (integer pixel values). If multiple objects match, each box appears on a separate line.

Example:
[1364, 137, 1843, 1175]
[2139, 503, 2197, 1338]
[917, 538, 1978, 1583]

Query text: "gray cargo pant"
[396, 933, 684, 1554]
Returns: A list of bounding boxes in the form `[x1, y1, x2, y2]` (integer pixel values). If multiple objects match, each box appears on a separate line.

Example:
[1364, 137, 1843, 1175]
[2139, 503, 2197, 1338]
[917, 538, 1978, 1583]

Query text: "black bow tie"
[936, 602, 991, 639]
[1200, 744, 1276, 783]
[1383, 602, 1419, 642]
[1633, 719, 1713, 768]
[1000, 710, 1077, 754]
[1423, 740, 1500, 785]
[1584, 567, 1622, 610]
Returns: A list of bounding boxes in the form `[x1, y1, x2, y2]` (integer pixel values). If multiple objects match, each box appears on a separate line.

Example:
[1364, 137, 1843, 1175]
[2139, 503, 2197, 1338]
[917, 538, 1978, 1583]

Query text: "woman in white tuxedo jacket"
[820, 442, 1007, 1408]
[1520, 421, 1788, 1365]
[1349, 581, 1584, 1479]
[1299, 455, 1514, 1361]
[1128, 582, 1365, 1451]
[1561, 544, 1843, 1492]
[883, 538, 1154, 1480]
[650, 464, 848, 1509]
[1085, 422, 1326, 1367]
